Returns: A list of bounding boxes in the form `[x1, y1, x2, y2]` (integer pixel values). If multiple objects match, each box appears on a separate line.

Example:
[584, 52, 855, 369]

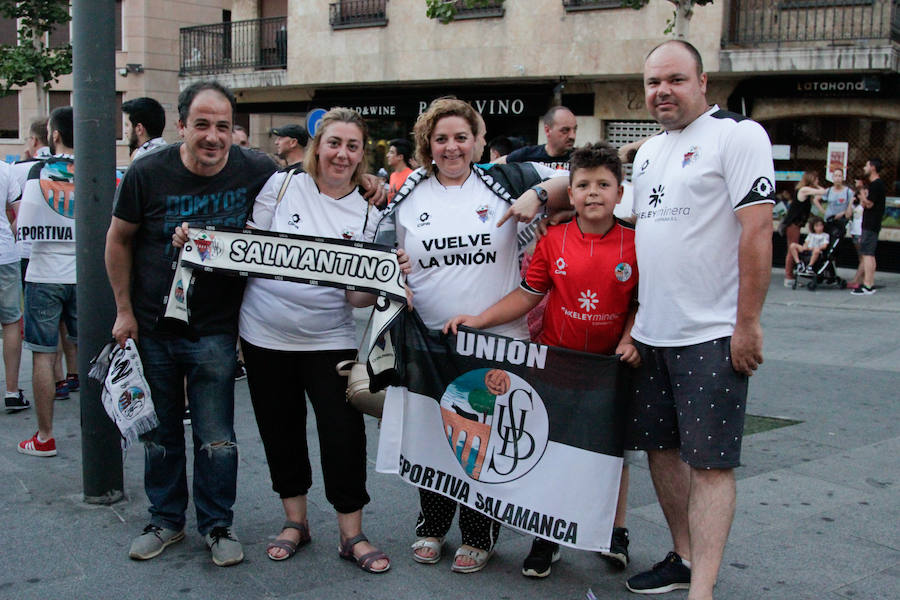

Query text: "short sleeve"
[361, 204, 381, 243]
[246, 171, 286, 231]
[521, 236, 552, 295]
[112, 166, 144, 223]
[1, 164, 20, 206]
[530, 162, 569, 180]
[721, 121, 777, 211]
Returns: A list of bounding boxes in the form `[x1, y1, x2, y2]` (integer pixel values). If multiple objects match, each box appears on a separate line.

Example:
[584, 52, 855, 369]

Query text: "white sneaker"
[784, 279, 795, 288]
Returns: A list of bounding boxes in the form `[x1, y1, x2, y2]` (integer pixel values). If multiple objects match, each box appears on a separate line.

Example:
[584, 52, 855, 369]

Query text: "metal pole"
[73, 0, 124, 504]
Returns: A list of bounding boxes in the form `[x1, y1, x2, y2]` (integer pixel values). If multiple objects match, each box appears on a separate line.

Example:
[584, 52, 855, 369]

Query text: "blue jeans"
[137, 333, 238, 535]
[23, 282, 77, 352]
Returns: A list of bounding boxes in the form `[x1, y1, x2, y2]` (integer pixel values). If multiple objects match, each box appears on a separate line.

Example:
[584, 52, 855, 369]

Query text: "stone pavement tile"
[833, 562, 900, 600]
[720, 513, 900, 600]
[788, 439, 899, 498]
[631, 469, 871, 542]
[738, 431, 843, 480]
[802, 498, 900, 555]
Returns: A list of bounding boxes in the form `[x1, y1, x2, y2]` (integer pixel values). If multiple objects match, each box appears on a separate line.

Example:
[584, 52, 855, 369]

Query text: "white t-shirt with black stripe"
[630, 106, 776, 347]
[239, 171, 379, 351]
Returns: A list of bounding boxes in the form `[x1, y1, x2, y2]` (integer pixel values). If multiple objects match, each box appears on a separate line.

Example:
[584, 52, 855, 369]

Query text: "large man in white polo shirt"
[625, 41, 775, 599]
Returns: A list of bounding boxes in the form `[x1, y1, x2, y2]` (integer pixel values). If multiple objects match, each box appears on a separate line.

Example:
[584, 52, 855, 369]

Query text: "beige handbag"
[336, 312, 385, 418]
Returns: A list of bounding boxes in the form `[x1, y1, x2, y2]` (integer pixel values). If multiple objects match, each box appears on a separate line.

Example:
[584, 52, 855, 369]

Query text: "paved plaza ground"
[1, 268, 898, 600]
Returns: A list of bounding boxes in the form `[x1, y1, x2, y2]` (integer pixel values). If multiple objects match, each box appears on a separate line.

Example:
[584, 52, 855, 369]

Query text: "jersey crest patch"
[615, 262, 633, 282]
[682, 146, 700, 168]
[476, 205, 490, 222]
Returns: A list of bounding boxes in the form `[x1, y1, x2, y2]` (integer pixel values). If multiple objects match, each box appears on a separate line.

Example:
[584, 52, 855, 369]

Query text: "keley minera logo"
[649, 184, 665, 208]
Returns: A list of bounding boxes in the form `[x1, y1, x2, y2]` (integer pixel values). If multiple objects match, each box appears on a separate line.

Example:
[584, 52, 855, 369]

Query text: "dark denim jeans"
[138, 333, 238, 535]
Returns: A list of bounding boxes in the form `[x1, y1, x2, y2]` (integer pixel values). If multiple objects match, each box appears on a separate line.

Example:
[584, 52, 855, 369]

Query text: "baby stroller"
[793, 218, 848, 291]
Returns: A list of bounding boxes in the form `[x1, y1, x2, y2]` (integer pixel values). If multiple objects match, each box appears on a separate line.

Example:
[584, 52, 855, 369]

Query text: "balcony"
[562, 0, 621, 11]
[180, 16, 287, 76]
[724, 0, 899, 45]
[453, 0, 505, 20]
[721, 0, 900, 72]
[330, 0, 389, 29]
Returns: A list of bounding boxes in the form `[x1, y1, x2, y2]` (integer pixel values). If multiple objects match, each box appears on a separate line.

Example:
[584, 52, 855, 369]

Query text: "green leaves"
[0, 0, 72, 97]
[425, 0, 503, 24]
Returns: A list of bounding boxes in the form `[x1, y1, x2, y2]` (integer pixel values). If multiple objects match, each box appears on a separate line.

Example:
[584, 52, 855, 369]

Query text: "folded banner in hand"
[163, 227, 407, 345]
[375, 311, 628, 552]
[88, 339, 159, 448]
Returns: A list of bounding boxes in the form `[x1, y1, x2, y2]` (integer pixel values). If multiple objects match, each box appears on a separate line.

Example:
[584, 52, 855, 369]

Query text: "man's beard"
[128, 130, 140, 154]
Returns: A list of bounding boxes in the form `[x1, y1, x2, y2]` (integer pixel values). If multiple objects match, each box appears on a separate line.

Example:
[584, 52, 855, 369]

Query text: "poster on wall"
[825, 142, 848, 182]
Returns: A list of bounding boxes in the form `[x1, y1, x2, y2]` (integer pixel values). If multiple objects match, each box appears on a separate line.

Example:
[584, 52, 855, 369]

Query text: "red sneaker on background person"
[17, 432, 57, 457]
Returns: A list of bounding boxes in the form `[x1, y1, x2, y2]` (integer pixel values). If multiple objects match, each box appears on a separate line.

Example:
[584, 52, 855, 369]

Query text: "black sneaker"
[625, 551, 690, 594]
[234, 360, 247, 381]
[599, 526, 629, 569]
[522, 537, 560, 578]
[5, 390, 30, 413]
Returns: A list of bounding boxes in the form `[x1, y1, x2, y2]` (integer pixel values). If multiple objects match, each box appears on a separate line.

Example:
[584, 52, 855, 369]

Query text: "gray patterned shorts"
[626, 337, 748, 469]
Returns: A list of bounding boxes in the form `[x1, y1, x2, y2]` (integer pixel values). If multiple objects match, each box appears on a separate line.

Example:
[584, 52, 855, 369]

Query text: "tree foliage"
[0, 0, 72, 97]
[620, 0, 715, 38]
[425, 0, 503, 24]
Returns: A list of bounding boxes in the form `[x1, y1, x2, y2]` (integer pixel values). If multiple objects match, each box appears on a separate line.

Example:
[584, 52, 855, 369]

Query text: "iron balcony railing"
[562, 0, 621, 11]
[329, 0, 389, 29]
[454, 0, 505, 20]
[180, 16, 287, 76]
[725, 0, 900, 45]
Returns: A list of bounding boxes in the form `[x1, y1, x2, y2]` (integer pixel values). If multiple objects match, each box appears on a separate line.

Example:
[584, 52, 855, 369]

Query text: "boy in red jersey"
[445, 141, 639, 578]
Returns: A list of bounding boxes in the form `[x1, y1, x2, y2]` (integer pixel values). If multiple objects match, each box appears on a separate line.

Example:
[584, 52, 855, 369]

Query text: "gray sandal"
[338, 533, 391, 574]
[266, 520, 310, 561]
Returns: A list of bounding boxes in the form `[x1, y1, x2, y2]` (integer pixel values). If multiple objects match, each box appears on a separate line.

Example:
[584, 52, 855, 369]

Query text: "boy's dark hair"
[488, 135, 513, 157]
[49, 106, 74, 149]
[808, 215, 824, 229]
[568, 141, 623, 184]
[122, 97, 166, 138]
[177, 81, 236, 124]
[867, 157, 882, 173]
[389, 138, 413, 168]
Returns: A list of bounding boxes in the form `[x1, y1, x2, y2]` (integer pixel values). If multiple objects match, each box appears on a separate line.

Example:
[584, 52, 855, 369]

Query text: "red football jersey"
[522, 219, 638, 354]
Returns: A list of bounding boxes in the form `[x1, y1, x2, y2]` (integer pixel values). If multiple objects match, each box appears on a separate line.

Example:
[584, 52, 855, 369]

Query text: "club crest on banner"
[439, 368, 549, 483]
[118, 386, 146, 420]
[190, 231, 223, 262]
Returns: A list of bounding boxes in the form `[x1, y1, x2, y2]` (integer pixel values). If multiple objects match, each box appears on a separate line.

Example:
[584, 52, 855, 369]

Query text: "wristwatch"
[530, 185, 549, 205]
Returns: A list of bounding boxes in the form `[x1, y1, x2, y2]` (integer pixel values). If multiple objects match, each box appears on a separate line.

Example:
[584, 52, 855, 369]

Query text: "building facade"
[2, 0, 898, 253]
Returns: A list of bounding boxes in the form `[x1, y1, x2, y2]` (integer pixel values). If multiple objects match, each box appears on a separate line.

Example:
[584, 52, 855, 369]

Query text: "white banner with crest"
[164, 227, 406, 347]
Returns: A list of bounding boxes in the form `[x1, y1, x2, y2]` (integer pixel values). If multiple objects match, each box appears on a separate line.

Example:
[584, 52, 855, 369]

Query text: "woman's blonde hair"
[413, 98, 482, 175]
[796, 170, 818, 190]
[303, 107, 369, 186]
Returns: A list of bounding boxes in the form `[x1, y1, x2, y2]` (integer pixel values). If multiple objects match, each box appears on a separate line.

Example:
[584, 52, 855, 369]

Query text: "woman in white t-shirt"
[378, 98, 535, 573]
[237, 109, 390, 572]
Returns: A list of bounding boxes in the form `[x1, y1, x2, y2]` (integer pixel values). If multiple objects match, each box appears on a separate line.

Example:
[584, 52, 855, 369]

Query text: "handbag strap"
[275, 168, 298, 207]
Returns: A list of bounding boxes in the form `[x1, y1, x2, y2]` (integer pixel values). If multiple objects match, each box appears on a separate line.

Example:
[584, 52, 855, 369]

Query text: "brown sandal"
[266, 520, 310, 561]
[338, 533, 390, 574]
